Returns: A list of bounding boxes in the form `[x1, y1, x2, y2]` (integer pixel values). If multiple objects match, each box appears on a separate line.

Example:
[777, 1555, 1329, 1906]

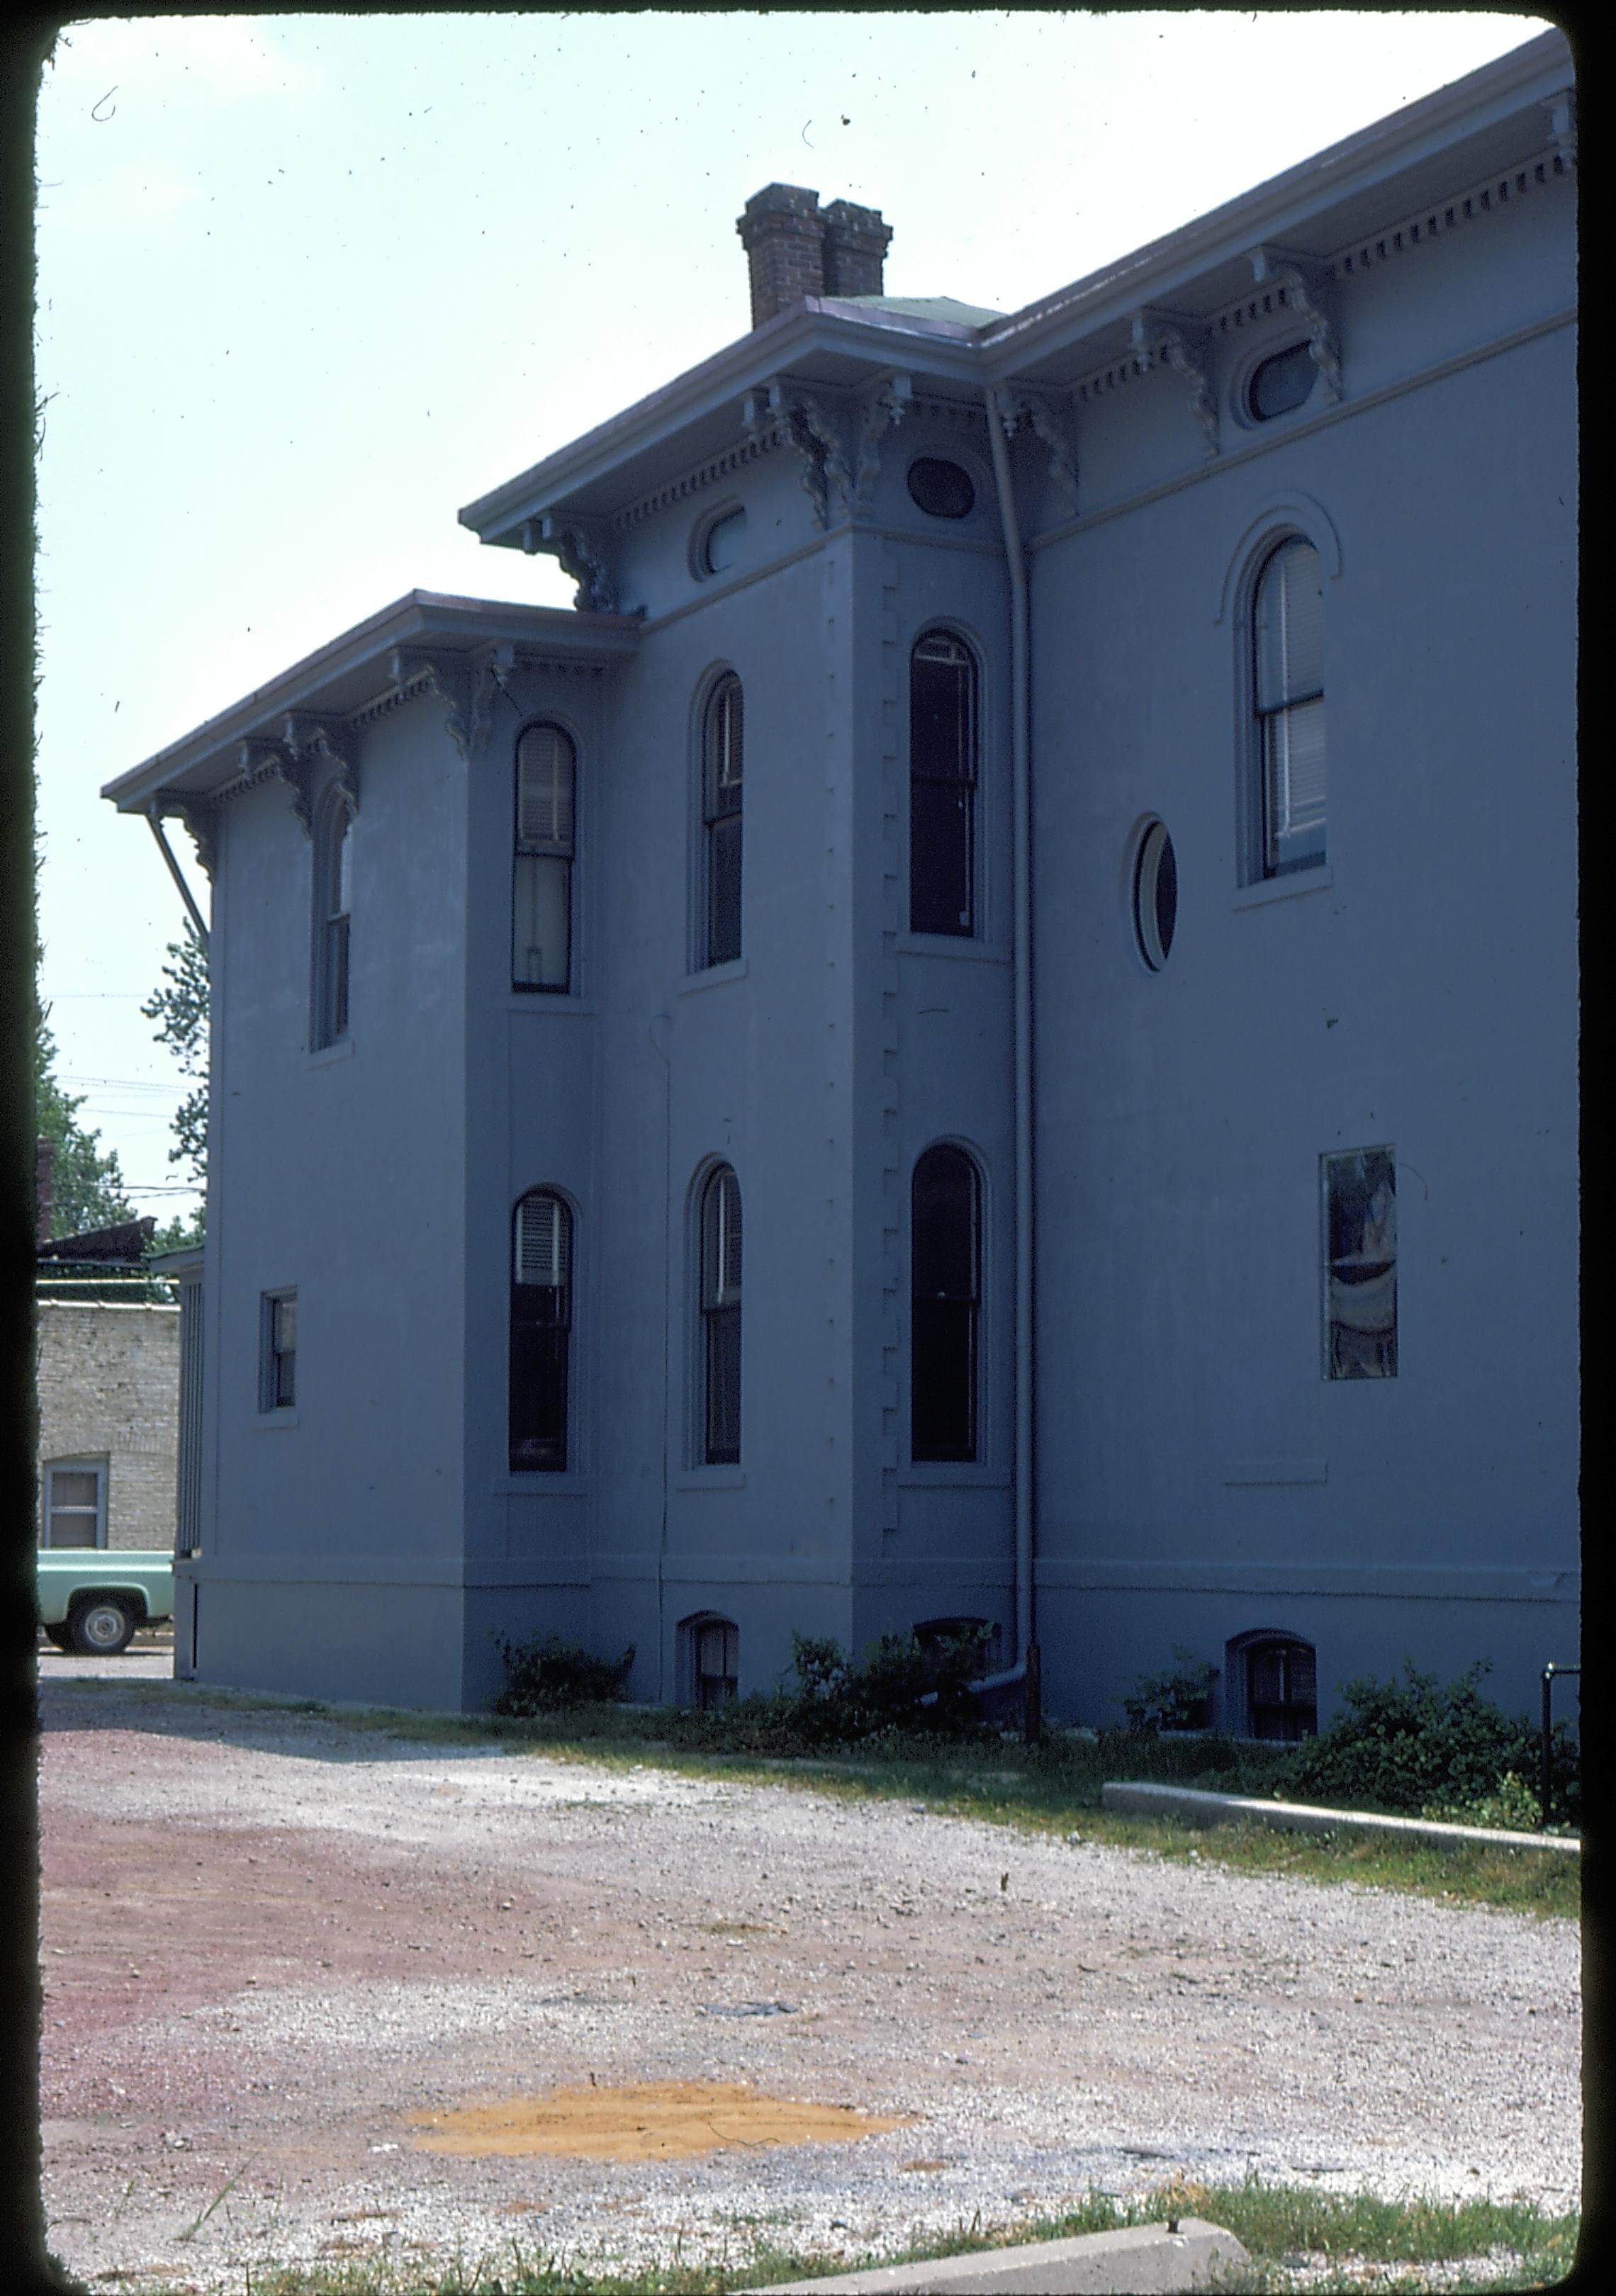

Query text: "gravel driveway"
[38, 1677, 1581, 2292]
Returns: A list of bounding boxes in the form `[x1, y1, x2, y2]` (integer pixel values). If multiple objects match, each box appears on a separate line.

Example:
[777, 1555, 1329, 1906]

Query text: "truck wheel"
[68, 1597, 139, 1656]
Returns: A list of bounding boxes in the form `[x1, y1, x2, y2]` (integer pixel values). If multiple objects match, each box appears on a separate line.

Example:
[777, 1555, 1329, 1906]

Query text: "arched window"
[909, 633, 977, 935]
[911, 1144, 980, 1462]
[703, 675, 744, 966]
[510, 1191, 572, 1472]
[1232, 1632, 1318, 1741]
[513, 724, 575, 991]
[313, 788, 353, 1047]
[700, 1165, 742, 1464]
[1253, 539, 1325, 877]
[685, 1614, 739, 1708]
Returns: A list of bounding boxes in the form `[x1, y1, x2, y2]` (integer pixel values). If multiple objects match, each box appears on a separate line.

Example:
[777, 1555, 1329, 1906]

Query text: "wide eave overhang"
[459, 29, 1571, 545]
[102, 590, 639, 814]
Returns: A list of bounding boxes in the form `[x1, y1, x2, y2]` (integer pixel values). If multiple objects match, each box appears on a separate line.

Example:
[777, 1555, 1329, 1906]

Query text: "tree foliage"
[140, 922, 208, 1193]
[33, 1004, 135, 1238]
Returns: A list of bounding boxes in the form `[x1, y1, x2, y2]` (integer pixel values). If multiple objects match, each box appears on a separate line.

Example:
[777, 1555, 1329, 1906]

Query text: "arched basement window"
[700, 1164, 742, 1464]
[510, 1190, 572, 1472]
[704, 675, 744, 966]
[1241, 1635, 1318, 1741]
[909, 633, 977, 935]
[911, 1144, 980, 1462]
[1253, 539, 1326, 877]
[514, 724, 575, 991]
[690, 1615, 739, 1708]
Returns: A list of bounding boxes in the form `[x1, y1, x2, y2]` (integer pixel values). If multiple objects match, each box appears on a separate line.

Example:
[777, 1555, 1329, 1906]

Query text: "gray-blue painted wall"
[160, 47, 1576, 1731]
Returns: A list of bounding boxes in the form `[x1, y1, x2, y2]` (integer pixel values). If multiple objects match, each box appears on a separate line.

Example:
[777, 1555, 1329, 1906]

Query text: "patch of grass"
[133, 2179, 1579, 2294]
[49, 1679, 1579, 1919]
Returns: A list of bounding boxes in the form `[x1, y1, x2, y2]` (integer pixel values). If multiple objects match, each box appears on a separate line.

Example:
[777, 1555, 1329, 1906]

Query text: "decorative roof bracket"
[852, 371, 912, 514]
[532, 512, 617, 615]
[997, 387, 1080, 515]
[753, 378, 853, 529]
[1130, 308, 1220, 457]
[1248, 247, 1342, 405]
[283, 712, 359, 814]
[239, 735, 313, 835]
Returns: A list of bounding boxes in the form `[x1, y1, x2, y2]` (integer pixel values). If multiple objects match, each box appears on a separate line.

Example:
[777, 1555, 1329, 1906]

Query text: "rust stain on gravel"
[409, 2079, 911, 2161]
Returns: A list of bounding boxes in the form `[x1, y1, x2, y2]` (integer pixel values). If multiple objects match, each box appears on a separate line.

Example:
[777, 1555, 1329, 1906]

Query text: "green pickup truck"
[35, 1551, 174, 1655]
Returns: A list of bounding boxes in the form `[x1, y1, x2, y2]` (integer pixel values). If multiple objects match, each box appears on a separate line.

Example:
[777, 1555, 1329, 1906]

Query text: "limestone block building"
[104, 33, 1578, 1728]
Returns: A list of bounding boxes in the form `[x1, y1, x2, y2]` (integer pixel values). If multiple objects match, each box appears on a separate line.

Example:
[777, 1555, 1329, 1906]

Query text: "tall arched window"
[700, 1164, 742, 1464]
[514, 724, 575, 991]
[510, 1190, 572, 1472]
[1253, 539, 1325, 877]
[703, 675, 744, 966]
[909, 632, 977, 935]
[911, 1144, 980, 1462]
[311, 787, 353, 1049]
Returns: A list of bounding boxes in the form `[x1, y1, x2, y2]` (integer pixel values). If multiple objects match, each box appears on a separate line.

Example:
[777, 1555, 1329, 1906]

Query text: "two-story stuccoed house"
[103, 33, 1577, 1728]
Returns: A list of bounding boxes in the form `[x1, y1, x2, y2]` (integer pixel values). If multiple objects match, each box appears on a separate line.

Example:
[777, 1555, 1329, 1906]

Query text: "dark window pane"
[510, 1193, 572, 1470]
[708, 817, 742, 964]
[911, 1147, 979, 1462]
[705, 1304, 741, 1463]
[1248, 340, 1317, 422]
[909, 640, 975, 935]
[907, 458, 975, 518]
[1325, 1149, 1396, 1380]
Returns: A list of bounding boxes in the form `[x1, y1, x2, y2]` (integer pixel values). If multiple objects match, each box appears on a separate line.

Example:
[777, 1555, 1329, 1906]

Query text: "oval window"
[1133, 822, 1177, 972]
[702, 507, 747, 574]
[1247, 341, 1316, 422]
[907, 458, 975, 519]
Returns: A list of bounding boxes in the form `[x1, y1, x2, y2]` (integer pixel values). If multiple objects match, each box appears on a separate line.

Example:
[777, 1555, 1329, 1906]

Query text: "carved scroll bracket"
[527, 512, 617, 614]
[998, 388, 1080, 515]
[388, 651, 475, 762]
[852, 371, 913, 514]
[1248, 247, 1342, 405]
[239, 736, 313, 836]
[750, 377, 853, 529]
[1130, 308, 1220, 456]
[174, 799, 219, 881]
[1543, 91, 1576, 167]
[284, 712, 359, 815]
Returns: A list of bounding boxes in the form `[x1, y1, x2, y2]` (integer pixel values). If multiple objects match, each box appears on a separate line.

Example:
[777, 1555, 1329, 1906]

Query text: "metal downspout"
[985, 388, 1034, 1670]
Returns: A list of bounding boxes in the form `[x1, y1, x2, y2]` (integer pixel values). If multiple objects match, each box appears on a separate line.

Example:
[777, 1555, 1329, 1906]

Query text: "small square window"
[1323, 1149, 1396, 1379]
[41, 1460, 107, 1548]
[261, 1290, 297, 1411]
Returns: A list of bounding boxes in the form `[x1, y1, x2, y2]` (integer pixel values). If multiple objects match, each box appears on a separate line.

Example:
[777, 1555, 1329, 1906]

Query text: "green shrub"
[1118, 1646, 1218, 1733]
[784, 1625, 993, 1743]
[1420, 1768, 1549, 1835]
[1284, 1659, 1578, 1826]
[493, 1633, 634, 1716]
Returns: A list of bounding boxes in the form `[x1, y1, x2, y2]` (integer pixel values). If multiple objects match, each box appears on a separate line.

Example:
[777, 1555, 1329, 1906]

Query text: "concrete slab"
[1102, 1780, 1579, 1855]
[742, 2218, 1248, 2293]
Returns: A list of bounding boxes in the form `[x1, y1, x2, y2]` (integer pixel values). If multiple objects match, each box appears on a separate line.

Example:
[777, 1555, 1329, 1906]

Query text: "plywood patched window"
[313, 789, 353, 1047]
[1323, 1147, 1396, 1380]
[911, 1144, 980, 1463]
[703, 675, 744, 967]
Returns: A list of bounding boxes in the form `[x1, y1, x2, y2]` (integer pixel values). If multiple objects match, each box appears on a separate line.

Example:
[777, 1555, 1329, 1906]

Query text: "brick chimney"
[737, 184, 824, 327]
[821, 198, 892, 298]
[35, 1135, 53, 1247]
[736, 186, 893, 327]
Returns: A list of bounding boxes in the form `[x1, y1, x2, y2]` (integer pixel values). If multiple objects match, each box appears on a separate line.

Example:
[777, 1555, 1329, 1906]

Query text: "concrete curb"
[1102, 1780, 1580, 1855]
[742, 2218, 1248, 2293]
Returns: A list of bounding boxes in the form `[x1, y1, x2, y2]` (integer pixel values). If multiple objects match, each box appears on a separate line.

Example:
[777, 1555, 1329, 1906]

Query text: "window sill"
[899, 1465, 1011, 1488]
[493, 1475, 592, 1495]
[681, 957, 748, 996]
[896, 935, 1010, 963]
[504, 996, 596, 1015]
[1232, 865, 1332, 911]
[254, 1411, 299, 1430]
[675, 1468, 746, 1490]
[306, 1037, 354, 1069]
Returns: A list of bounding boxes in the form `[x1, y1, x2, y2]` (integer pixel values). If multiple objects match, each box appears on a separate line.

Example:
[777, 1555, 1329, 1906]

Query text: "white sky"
[33, 9, 1550, 1223]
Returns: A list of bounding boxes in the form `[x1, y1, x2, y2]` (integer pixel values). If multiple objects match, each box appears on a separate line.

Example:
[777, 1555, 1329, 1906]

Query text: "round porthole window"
[701, 505, 747, 575]
[1133, 821, 1177, 972]
[1247, 340, 1317, 422]
[907, 457, 975, 519]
